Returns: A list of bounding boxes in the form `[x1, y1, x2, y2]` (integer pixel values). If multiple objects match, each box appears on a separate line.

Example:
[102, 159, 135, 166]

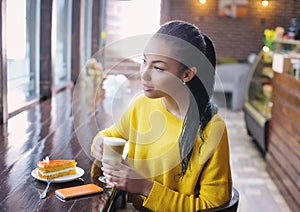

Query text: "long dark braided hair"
[155, 20, 218, 176]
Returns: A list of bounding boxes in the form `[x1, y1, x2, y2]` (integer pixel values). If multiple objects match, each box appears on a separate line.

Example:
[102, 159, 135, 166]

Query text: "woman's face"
[140, 52, 184, 99]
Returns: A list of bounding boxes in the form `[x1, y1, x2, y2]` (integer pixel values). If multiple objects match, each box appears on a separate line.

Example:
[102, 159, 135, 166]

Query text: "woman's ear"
[182, 67, 197, 83]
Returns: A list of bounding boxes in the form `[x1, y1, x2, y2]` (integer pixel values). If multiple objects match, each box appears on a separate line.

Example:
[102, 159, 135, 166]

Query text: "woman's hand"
[90, 136, 105, 161]
[101, 159, 153, 197]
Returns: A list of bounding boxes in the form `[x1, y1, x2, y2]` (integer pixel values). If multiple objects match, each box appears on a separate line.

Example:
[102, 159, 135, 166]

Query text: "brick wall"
[161, 0, 300, 61]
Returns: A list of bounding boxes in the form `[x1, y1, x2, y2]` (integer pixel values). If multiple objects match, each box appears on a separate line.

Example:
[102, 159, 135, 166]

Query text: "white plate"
[31, 167, 85, 183]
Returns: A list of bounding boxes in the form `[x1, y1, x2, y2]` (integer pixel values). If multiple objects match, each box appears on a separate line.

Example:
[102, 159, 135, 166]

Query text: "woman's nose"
[140, 66, 151, 81]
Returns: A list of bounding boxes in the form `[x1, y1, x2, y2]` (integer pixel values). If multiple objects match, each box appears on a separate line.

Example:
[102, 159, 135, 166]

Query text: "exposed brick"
[162, 0, 300, 61]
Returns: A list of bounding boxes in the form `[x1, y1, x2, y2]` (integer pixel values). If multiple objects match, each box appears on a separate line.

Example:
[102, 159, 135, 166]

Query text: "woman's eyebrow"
[152, 60, 167, 64]
[143, 54, 167, 64]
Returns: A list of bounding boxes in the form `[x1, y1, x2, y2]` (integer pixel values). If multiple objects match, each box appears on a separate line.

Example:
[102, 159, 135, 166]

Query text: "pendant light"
[262, 0, 269, 7]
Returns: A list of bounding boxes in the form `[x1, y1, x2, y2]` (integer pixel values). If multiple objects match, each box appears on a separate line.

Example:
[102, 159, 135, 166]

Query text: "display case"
[244, 50, 272, 155]
[244, 39, 300, 155]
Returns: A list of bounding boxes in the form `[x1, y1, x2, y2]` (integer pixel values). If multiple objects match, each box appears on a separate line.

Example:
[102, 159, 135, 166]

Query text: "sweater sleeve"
[95, 94, 146, 140]
[93, 98, 133, 140]
[142, 117, 232, 211]
[92, 114, 129, 145]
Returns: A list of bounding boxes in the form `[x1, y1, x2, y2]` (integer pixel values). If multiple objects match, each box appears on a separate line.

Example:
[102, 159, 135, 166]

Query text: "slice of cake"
[37, 157, 77, 180]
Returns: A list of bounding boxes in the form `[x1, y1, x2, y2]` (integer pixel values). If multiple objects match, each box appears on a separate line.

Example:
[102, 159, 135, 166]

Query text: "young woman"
[91, 20, 232, 211]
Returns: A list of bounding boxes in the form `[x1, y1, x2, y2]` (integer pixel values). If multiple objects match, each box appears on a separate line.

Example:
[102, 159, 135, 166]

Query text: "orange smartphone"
[55, 184, 103, 200]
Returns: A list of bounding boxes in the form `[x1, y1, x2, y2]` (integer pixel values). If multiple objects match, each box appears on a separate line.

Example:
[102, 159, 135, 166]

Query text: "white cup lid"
[103, 137, 126, 146]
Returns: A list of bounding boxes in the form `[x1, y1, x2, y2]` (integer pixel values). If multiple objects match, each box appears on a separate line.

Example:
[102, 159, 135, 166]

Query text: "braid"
[155, 21, 217, 176]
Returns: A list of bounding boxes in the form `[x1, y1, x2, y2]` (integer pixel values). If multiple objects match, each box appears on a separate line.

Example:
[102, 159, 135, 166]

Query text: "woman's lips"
[142, 84, 154, 91]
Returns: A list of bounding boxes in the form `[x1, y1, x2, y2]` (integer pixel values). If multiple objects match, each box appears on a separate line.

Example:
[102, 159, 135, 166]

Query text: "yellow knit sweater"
[95, 94, 232, 211]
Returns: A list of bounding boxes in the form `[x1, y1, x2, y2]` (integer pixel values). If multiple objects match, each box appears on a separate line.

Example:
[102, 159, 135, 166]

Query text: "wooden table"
[0, 75, 141, 211]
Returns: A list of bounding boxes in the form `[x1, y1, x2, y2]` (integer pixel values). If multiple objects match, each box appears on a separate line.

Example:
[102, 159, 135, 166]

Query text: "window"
[53, 0, 72, 88]
[104, 0, 161, 70]
[6, 0, 40, 114]
[1, 0, 106, 123]
[82, 0, 93, 65]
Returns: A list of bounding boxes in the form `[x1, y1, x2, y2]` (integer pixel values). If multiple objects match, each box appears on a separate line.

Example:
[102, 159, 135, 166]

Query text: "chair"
[112, 187, 239, 212]
[214, 63, 251, 110]
[198, 187, 239, 212]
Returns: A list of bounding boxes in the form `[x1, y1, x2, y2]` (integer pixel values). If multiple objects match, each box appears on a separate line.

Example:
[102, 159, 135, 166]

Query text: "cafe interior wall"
[160, 0, 300, 62]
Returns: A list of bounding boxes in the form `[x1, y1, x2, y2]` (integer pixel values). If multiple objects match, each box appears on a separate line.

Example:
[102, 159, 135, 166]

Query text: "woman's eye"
[154, 66, 164, 72]
[142, 58, 146, 65]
